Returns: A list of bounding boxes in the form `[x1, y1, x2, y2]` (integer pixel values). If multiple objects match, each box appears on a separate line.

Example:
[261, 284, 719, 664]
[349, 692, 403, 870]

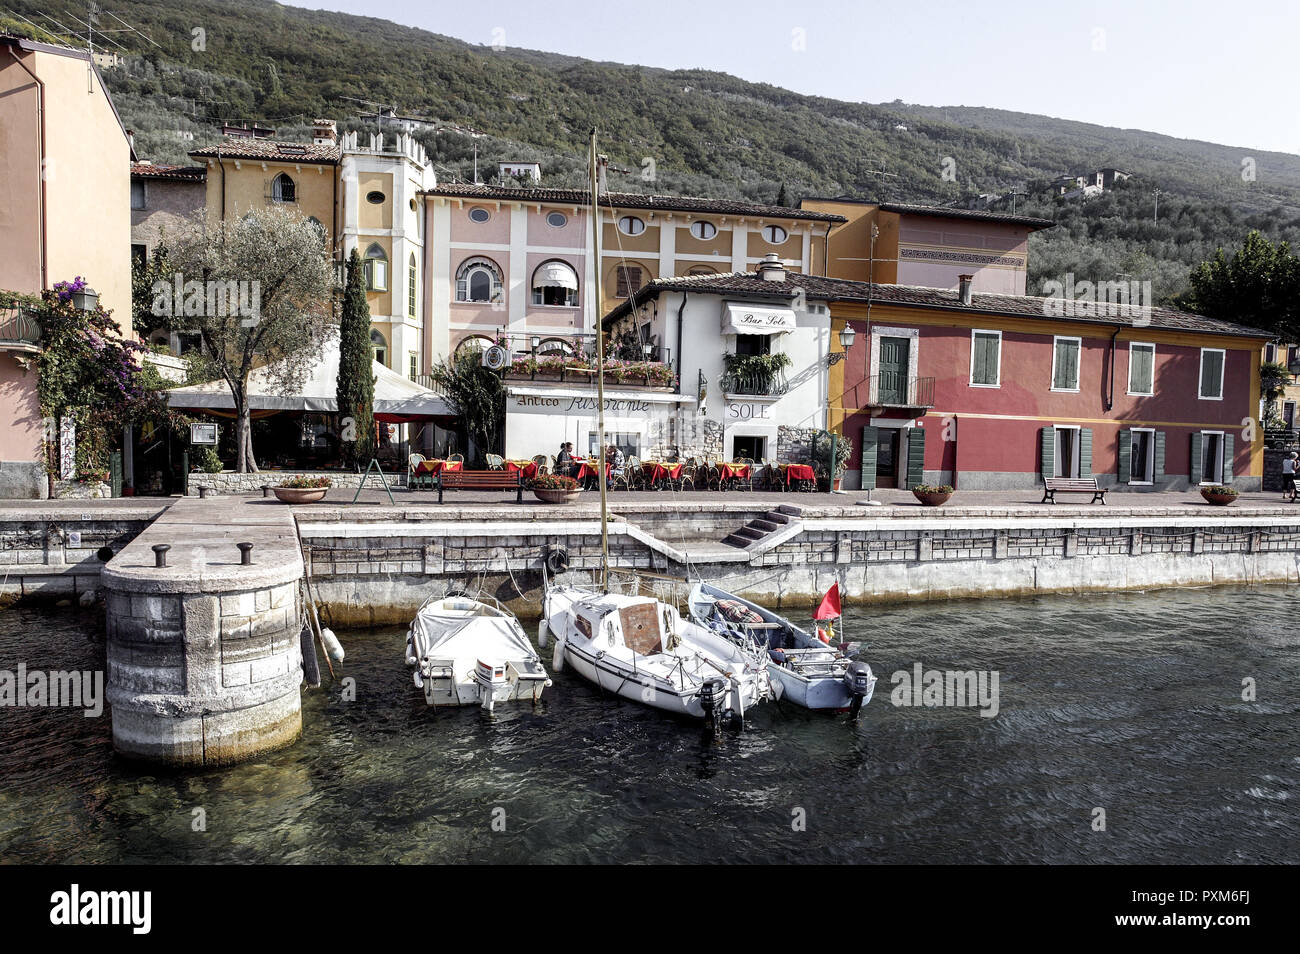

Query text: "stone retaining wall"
[187, 470, 408, 495]
[0, 510, 158, 602]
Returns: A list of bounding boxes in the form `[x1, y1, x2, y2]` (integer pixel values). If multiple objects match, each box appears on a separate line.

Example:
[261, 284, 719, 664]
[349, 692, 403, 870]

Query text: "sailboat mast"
[591, 128, 610, 592]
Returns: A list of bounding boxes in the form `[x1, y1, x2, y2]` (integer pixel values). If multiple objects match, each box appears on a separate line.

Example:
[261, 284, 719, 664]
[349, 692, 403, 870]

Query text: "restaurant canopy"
[165, 335, 455, 423]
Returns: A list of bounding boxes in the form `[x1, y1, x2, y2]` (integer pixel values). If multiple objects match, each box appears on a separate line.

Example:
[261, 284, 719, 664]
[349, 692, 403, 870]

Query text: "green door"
[878, 337, 910, 404]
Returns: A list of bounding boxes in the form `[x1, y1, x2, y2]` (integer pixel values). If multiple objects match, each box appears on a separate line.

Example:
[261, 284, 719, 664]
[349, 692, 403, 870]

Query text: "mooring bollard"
[198, 486, 210, 499]
[261, 485, 271, 498]
[152, 544, 170, 568]
[237, 542, 254, 565]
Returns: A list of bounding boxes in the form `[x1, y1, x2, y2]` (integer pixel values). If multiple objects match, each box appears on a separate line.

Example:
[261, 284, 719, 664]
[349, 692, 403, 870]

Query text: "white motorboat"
[542, 584, 768, 728]
[687, 582, 876, 717]
[405, 594, 551, 710]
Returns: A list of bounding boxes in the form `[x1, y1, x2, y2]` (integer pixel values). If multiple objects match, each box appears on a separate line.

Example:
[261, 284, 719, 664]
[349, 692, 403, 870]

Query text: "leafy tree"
[131, 245, 172, 340]
[160, 207, 334, 472]
[429, 351, 504, 465]
[1179, 231, 1300, 338]
[336, 248, 376, 468]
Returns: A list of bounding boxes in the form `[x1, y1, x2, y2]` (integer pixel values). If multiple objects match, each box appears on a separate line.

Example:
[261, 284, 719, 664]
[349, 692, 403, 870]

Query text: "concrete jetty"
[99, 496, 304, 766]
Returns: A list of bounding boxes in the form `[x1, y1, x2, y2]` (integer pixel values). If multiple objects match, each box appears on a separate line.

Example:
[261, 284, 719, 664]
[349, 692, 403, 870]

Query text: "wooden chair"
[485, 454, 505, 470]
[408, 453, 427, 490]
[617, 456, 641, 491]
[703, 460, 721, 491]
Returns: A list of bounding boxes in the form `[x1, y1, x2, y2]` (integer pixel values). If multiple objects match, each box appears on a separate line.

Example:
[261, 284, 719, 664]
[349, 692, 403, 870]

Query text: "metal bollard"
[261, 484, 271, 498]
[198, 486, 210, 499]
[152, 544, 170, 568]
[237, 542, 254, 565]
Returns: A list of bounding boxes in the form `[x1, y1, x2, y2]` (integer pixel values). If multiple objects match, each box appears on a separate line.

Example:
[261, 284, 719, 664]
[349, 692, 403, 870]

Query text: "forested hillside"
[4, 0, 1298, 303]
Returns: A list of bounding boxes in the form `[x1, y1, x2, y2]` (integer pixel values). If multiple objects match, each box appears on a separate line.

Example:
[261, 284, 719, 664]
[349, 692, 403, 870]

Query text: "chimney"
[757, 253, 786, 282]
[958, 274, 974, 305]
[596, 154, 608, 195]
[312, 119, 337, 145]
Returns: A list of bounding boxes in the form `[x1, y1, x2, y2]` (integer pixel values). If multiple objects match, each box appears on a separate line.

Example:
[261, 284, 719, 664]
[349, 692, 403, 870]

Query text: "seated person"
[555, 442, 575, 477]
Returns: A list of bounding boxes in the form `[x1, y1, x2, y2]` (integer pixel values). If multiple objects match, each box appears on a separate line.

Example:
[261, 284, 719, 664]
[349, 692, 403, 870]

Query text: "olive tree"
[159, 207, 334, 472]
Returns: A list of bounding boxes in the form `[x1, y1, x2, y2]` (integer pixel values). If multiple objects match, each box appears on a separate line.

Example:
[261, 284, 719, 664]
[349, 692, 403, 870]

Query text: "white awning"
[534, 261, 579, 290]
[722, 301, 797, 335]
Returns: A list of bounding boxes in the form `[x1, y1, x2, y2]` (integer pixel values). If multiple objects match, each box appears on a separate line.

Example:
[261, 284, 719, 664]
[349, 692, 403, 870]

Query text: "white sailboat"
[406, 594, 551, 710]
[539, 129, 768, 729]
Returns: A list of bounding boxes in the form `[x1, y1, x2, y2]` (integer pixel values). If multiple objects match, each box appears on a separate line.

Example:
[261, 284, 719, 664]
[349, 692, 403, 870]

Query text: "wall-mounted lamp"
[72, 286, 99, 313]
[828, 324, 856, 366]
[530, 335, 540, 352]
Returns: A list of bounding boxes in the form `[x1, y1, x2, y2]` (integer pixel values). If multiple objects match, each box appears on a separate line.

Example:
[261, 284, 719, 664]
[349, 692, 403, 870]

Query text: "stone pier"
[100, 496, 304, 766]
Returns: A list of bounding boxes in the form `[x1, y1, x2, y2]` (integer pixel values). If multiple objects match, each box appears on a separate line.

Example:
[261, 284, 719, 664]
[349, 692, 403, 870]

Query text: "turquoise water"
[0, 586, 1296, 863]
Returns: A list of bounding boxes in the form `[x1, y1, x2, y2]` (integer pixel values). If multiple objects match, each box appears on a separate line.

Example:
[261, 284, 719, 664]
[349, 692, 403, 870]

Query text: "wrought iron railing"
[720, 366, 789, 396]
[844, 374, 936, 408]
[0, 307, 41, 350]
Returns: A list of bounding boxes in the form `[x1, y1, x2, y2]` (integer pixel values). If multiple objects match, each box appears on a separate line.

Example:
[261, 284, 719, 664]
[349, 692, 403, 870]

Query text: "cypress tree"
[336, 248, 375, 467]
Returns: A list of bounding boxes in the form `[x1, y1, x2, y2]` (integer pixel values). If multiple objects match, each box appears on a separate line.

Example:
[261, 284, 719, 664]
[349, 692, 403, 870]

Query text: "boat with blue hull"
[687, 581, 876, 717]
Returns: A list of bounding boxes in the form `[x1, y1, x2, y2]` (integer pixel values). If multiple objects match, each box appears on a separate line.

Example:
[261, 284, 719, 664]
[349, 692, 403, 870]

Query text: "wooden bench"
[436, 469, 524, 503]
[1041, 476, 1107, 504]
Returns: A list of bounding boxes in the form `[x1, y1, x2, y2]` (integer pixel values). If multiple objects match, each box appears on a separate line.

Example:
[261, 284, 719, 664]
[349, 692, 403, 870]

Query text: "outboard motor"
[844, 661, 876, 720]
[698, 678, 726, 732]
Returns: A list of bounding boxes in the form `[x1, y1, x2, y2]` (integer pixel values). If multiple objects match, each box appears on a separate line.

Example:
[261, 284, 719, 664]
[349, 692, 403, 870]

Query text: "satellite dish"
[481, 345, 508, 370]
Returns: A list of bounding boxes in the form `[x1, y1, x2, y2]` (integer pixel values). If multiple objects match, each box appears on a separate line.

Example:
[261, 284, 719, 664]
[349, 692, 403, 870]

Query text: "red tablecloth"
[416, 459, 462, 476]
[642, 461, 683, 482]
[718, 462, 750, 480]
[572, 459, 609, 481]
[785, 463, 815, 483]
[504, 459, 539, 480]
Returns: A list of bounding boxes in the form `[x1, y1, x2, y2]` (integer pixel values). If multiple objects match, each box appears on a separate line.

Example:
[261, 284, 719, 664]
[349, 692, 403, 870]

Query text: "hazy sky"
[296, 0, 1299, 155]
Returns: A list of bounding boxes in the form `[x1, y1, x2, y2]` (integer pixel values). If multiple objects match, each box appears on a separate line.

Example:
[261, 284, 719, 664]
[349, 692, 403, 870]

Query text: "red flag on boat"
[814, 582, 842, 621]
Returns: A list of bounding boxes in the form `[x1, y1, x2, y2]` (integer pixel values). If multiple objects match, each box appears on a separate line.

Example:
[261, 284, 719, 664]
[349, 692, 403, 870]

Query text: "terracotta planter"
[913, 490, 953, 507]
[832, 478, 842, 491]
[273, 487, 329, 504]
[532, 488, 582, 504]
[1200, 489, 1237, 506]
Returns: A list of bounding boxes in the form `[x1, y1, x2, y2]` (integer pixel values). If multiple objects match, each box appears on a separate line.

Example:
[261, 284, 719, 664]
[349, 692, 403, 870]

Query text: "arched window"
[687, 264, 717, 276]
[531, 260, 579, 307]
[613, 263, 645, 299]
[271, 172, 296, 203]
[618, 215, 645, 236]
[364, 243, 388, 291]
[408, 254, 418, 318]
[370, 328, 388, 366]
[536, 338, 575, 356]
[456, 257, 503, 303]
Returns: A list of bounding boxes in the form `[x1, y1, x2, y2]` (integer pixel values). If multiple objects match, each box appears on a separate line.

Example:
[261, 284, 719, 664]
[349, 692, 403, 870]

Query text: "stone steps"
[722, 504, 804, 549]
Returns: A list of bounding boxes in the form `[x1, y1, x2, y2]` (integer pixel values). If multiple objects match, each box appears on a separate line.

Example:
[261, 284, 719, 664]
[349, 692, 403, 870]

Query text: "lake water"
[0, 586, 1296, 863]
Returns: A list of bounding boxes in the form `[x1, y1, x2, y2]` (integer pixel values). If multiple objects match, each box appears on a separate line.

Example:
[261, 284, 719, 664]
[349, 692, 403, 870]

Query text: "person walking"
[1283, 452, 1298, 501]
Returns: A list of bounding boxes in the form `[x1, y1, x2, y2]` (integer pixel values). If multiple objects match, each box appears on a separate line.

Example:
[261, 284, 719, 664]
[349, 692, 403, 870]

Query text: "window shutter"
[1222, 433, 1235, 484]
[1039, 427, 1054, 481]
[1117, 429, 1132, 483]
[1079, 427, 1093, 476]
[905, 428, 925, 489]
[1153, 431, 1165, 481]
[860, 426, 878, 490]
[1190, 433, 1204, 484]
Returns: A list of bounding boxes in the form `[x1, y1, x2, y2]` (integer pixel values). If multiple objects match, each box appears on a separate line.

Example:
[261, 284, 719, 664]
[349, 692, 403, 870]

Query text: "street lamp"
[71, 286, 99, 313]
[828, 323, 856, 366]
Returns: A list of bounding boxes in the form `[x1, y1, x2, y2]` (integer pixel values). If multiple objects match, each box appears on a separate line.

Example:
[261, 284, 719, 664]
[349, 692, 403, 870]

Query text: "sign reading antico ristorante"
[514, 395, 654, 414]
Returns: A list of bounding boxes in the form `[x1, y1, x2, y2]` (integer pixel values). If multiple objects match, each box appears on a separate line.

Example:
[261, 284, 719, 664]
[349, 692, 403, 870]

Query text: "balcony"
[720, 365, 789, 397]
[844, 374, 936, 411]
[0, 307, 41, 354]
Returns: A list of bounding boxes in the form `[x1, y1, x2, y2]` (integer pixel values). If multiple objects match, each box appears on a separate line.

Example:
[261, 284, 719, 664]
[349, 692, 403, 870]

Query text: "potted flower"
[529, 472, 581, 504]
[1200, 484, 1238, 506]
[273, 475, 332, 503]
[912, 483, 954, 506]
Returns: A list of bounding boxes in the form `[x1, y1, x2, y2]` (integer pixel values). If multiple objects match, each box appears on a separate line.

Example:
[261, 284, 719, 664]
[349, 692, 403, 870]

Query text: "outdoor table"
[571, 458, 610, 486]
[718, 462, 750, 480]
[416, 459, 462, 476]
[642, 461, 683, 488]
[785, 463, 816, 489]
[504, 459, 539, 480]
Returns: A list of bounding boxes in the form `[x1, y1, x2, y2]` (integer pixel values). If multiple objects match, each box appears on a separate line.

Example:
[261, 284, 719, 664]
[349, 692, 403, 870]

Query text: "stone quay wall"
[187, 470, 408, 495]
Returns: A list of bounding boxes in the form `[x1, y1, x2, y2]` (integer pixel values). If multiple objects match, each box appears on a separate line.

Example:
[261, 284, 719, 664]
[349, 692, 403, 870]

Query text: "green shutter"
[1222, 433, 1235, 484]
[905, 428, 925, 489]
[1190, 432, 1204, 484]
[1079, 427, 1093, 477]
[973, 333, 998, 386]
[1054, 339, 1078, 389]
[860, 426, 878, 490]
[1117, 429, 1132, 483]
[1154, 431, 1165, 481]
[1131, 345, 1153, 393]
[1039, 426, 1054, 480]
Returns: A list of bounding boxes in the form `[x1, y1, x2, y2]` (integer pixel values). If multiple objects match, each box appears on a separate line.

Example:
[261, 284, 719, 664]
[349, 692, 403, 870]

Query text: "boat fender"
[321, 627, 345, 663]
[413, 669, 424, 689]
[300, 625, 321, 689]
[546, 546, 569, 575]
[551, 629, 566, 672]
[538, 619, 549, 648]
